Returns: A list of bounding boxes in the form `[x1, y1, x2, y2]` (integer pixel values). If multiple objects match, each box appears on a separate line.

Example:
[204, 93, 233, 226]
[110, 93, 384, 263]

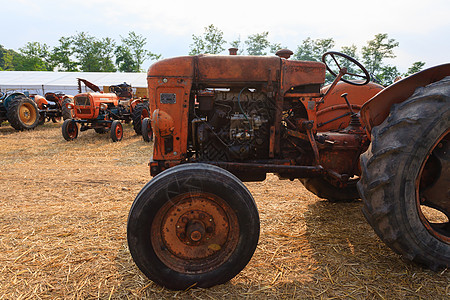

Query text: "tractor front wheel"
[127, 163, 260, 290]
[110, 120, 123, 142]
[7, 96, 40, 130]
[62, 119, 78, 141]
[141, 117, 153, 142]
[358, 76, 450, 270]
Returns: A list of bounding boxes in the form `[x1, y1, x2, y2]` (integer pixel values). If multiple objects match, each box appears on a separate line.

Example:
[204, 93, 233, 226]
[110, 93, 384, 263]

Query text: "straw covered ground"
[0, 122, 448, 299]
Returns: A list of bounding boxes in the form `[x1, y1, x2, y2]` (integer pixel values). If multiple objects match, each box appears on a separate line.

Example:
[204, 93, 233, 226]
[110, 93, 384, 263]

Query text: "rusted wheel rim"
[141, 108, 149, 120]
[19, 102, 37, 125]
[67, 122, 77, 139]
[115, 123, 123, 139]
[417, 130, 449, 243]
[151, 192, 239, 274]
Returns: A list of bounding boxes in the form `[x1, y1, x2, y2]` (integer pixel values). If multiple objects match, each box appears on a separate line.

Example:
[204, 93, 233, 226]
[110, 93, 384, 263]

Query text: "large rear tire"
[300, 177, 360, 202]
[7, 96, 39, 130]
[132, 102, 149, 135]
[358, 77, 450, 270]
[127, 163, 260, 290]
[61, 98, 73, 120]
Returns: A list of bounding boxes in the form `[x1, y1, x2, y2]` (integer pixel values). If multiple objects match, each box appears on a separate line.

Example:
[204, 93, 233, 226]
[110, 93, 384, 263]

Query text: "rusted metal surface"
[151, 192, 239, 273]
[77, 78, 101, 93]
[360, 63, 450, 134]
[147, 52, 377, 184]
[275, 49, 293, 59]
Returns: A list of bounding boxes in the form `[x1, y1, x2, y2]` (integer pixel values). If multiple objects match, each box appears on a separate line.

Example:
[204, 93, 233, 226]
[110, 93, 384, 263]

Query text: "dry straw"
[0, 123, 448, 299]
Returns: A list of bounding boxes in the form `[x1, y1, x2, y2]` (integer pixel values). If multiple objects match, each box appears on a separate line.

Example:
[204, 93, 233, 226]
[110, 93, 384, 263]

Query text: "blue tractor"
[0, 91, 40, 130]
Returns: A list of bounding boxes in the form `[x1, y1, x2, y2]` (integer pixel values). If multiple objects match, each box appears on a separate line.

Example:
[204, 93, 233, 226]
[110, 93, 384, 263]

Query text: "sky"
[1, 0, 449, 73]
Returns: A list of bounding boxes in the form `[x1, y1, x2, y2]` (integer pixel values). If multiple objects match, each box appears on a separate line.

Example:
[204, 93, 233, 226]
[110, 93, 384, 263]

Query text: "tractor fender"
[360, 63, 450, 135]
[33, 95, 48, 109]
[3, 92, 28, 110]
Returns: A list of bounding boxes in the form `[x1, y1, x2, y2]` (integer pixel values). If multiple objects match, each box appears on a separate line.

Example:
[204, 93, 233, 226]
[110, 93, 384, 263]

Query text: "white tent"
[0, 71, 148, 96]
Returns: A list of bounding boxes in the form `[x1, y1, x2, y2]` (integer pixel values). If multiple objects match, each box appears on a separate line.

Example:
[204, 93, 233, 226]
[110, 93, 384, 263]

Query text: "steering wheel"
[322, 51, 370, 86]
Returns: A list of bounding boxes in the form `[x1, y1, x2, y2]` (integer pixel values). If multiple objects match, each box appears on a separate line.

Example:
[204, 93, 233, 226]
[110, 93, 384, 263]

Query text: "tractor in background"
[32, 92, 74, 124]
[0, 91, 40, 130]
[126, 49, 449, 290]
[62, 79, 149, 142]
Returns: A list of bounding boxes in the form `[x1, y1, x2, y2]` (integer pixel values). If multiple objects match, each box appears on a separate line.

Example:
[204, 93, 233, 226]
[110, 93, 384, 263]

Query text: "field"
[0, 122, 448, 299]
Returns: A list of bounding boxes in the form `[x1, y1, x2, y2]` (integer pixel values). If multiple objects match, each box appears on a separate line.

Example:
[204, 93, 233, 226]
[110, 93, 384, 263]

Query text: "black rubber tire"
[62, 119, 78, 141]
[94, 127, 107, 134]
[38, 114, 46, 125]
[7, 96, 40, 130]
[61, 98, 73, 120]
[358, 76, 450, 270]
[141, 117, 153, 142]
[300, 177, 360, 202]
[132, 102, 149, 135]
[110, 120, 123, 142]
[127, 163, 260, 290]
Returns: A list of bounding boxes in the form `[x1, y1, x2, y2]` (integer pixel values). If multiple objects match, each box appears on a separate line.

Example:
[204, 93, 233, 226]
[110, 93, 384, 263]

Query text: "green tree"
[0, 45, 16, 70]
[116, 31, 160, 72]
[293, 37, 335, 61]
[269, 43, 288, 55]
[229, 36, 245, 55]
[404, 61, 425, 77]
[50, 37, 78, 71]
[71, 32, 116, 72]
[189, 24, 226, 55]
[245, 32, 271, 55]
[15, 42, 52, 71]
[361, 33, 399, 84]
[340, 45, 359, 60]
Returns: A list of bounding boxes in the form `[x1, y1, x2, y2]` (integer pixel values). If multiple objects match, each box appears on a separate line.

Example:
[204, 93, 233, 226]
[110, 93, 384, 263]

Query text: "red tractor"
[33, 92, 74, 124]
[126, 49, 449, 290]
[62, 80, 149, 142]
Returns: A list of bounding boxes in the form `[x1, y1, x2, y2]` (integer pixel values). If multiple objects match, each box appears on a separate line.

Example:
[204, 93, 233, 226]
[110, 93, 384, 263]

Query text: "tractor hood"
[147, 54, 325, 89]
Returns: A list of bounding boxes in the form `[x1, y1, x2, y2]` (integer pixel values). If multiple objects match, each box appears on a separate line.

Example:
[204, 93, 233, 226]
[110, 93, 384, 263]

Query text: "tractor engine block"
[193, 89, 272, 161]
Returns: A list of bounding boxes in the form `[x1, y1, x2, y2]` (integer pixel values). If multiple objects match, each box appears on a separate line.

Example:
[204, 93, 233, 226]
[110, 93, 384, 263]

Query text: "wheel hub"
[152, 192, 239, 273]
[175, 210, 215, 245]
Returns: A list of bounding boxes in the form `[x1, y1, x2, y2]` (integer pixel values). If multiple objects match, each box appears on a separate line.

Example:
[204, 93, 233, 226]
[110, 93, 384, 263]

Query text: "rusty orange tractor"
[62, 80, 149, 142]
[126, 49, 450, 290]
[33, 92, 74, 124]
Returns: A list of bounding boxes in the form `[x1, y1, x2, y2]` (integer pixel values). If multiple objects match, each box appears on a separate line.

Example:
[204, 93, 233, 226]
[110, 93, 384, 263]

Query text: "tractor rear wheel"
[300, 177, 360, 202]
[62, 119, 78, 141]
[132, 102, 149, 135]
[358, 76, 450, 270]
[141, 117, 153, 142]
[110, 120, 123, 142]
[61, 98, 73, 120]
[7, 96, 39, 130]
[127, 163, 260, 290]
